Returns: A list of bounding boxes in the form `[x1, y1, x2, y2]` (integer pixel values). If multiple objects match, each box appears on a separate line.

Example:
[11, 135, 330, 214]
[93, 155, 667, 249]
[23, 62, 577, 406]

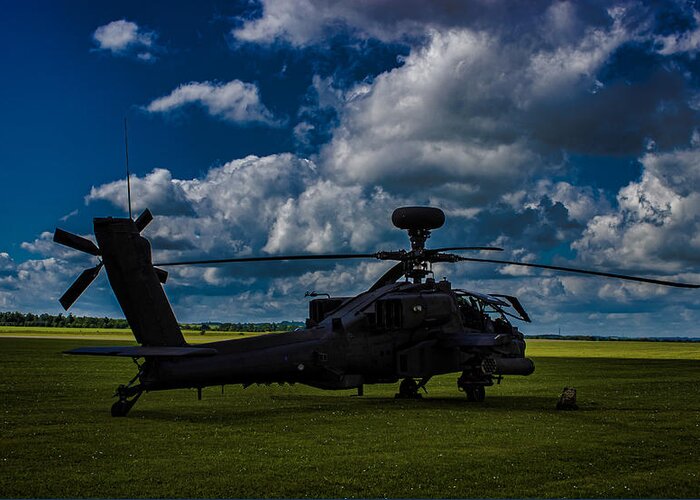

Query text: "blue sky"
[2, 0, 700, 337]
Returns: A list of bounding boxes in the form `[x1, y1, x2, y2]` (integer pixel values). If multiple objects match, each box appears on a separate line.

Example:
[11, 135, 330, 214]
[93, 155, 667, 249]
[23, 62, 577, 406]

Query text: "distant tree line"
[526, 334, 700, 343]
[0, 311, 303, 332]
[181, 321, 304, 333]
[0, 311, 129, 329]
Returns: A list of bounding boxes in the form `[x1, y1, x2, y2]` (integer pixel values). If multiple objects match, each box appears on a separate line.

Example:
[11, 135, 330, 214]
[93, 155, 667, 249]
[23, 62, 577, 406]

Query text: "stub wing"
[436, 333, 512, 348]
[64, 346, 218, 357]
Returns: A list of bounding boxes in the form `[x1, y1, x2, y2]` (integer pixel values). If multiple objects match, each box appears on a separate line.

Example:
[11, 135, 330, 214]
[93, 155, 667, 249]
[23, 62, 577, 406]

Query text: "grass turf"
[0, 337, 698, 498]
[0, 326, 271, 342]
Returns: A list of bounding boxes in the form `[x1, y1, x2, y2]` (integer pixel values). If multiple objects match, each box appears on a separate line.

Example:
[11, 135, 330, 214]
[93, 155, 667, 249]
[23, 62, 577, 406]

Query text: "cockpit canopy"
[455, 289, 531, 333]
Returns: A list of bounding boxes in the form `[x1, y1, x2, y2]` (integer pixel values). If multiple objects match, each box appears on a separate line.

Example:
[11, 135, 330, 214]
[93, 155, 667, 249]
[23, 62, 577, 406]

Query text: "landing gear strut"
[111, 385, 143, 417]
[462, 384, 486, 402]
[111, 359, 144, 417]
[395, 377, 422, 399]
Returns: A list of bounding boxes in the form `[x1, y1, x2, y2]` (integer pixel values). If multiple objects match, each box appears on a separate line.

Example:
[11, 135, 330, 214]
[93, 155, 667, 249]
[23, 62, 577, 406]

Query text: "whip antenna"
[124, 117, 133, 220]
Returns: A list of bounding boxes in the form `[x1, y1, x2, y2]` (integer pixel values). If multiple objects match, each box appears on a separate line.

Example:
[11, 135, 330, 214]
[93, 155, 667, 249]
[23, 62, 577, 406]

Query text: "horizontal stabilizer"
[437, 333, 511, 348]
[63, 346, 218, 357]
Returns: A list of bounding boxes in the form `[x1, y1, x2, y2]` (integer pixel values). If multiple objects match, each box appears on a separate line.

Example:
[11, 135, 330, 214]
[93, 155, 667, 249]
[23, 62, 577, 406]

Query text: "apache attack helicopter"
[54, 206, 699, 416]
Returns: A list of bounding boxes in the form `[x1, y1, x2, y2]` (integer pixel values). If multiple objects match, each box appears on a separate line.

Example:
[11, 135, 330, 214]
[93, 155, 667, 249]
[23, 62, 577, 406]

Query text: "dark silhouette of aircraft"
[53, 206, 698, 416]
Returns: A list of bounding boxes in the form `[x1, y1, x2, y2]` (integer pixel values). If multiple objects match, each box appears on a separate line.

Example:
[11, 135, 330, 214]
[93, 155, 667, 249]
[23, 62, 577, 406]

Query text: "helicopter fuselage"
[141, 280, 533, 394]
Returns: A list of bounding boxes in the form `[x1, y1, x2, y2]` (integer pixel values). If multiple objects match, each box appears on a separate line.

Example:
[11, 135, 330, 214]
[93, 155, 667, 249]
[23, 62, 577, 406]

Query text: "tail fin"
[94, 217, 186, 347]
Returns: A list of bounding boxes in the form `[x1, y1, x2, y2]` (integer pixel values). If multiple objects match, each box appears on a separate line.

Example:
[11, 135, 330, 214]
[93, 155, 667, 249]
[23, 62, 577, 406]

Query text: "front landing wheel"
[464, 384, 486, 402]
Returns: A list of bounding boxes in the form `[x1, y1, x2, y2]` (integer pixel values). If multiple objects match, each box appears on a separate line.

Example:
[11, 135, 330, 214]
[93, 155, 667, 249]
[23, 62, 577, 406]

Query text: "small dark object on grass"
[395, 378, 423, 399]
[557, 386, 578, 410]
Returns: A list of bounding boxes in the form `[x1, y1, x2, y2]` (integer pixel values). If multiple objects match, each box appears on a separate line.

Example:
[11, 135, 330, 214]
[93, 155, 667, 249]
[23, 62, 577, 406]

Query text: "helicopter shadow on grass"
[277, 394, 563, 412]
[132, 394, 566, 423]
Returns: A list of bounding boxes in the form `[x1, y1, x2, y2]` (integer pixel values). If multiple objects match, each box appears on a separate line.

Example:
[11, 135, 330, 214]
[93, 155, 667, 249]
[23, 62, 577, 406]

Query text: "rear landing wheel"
[111, 386, 142, 417]
[111, 399, 132, 417]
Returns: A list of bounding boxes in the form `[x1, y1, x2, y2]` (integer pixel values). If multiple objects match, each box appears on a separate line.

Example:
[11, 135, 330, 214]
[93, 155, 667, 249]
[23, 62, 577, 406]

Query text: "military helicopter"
[54, 206, 698, 417]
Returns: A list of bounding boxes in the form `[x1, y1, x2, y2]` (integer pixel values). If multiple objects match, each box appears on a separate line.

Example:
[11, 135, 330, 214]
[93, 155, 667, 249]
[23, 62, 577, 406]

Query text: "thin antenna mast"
[124, 118, 133, 220]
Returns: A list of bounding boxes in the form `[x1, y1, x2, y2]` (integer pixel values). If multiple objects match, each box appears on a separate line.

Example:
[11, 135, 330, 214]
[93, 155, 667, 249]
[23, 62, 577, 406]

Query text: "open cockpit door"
[488, 294, 531, 323]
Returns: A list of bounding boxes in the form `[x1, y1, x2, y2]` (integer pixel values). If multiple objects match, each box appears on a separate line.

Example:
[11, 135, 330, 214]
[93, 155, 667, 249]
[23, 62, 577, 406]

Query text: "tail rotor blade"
[53, 228, 100, 256]
[135, 209, 153, 232]
[59, 264, 103, 310]
[153, 266, 168, 284]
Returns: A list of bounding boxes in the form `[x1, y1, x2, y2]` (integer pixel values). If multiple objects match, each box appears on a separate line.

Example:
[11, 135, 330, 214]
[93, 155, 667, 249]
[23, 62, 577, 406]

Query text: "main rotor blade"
[454, 256, 700, 288]
[430, 246, 504, 253]
[59, 264, 103, 310]
[154, 253, 379, 267]
[53, 228, 100, 256]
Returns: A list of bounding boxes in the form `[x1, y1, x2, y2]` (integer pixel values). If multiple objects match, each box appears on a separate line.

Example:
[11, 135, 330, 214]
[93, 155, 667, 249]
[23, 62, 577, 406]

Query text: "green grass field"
[0, 325, 273, 342]
[0, 335, 698, 498]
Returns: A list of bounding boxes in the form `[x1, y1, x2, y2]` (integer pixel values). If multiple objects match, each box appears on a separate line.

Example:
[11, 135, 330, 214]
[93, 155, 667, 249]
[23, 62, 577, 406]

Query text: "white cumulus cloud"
[655, 11, 700, 55]
[233, 0, 605, 47]
[146, 80, 280, 126]
[85, 168, 194, 216]
[319, 18, 640, 204]
[83, 154, 399, 261]
[92, 19, 158, 61]
[574, 146, 700, 272]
